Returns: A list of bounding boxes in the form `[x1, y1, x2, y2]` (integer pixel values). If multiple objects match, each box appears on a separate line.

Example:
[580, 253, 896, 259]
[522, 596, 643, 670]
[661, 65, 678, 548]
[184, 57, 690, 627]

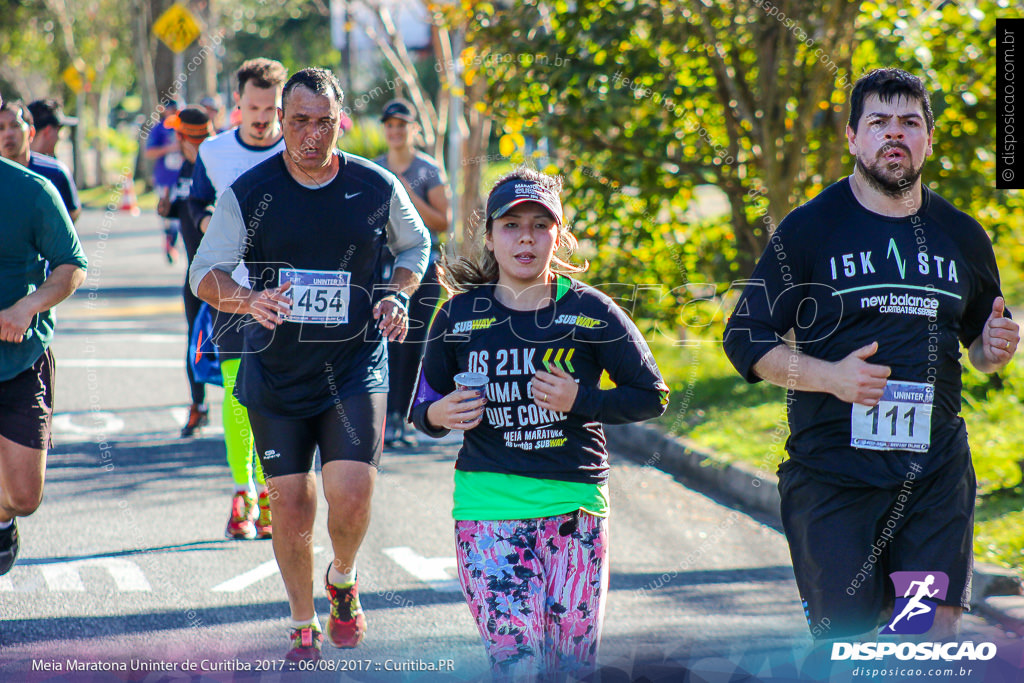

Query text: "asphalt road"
[1, 208, 1021, 682]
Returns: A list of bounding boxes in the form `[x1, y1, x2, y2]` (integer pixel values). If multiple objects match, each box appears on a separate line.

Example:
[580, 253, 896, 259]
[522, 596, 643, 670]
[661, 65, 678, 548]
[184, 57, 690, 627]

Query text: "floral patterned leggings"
[455, 511, 609, 681]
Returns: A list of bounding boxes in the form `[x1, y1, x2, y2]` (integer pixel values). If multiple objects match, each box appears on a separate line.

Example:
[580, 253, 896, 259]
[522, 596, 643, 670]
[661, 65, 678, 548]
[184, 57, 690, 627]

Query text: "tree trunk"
[460, 75, 490, 255]
[191, 0, 219, 99]
[94, 82, 114, 186]
[132, 0, 158, 184]
[431, 23, 452, 167]
[150, 0, 179, 101]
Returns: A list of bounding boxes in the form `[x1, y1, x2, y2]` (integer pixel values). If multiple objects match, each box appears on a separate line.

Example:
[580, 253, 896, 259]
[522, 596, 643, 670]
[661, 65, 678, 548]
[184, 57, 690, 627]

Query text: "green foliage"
[471, 0, 863, 297]
[975, 489, 1024, 570]
[468, 7, 1024, 565]
[226, 7, 342, 77]
[961, 360, 1024, 494]
[338, 117, 388, 160]
[857, 2, 1024, 301]
[0, 6, 61, 97]
[85, 125, 137, 174]
[657, 334, 1024, 497]
[0, 0, 132, 107]
[469, 1, 1020, 338]
[481, 160, 516, 192]
[78, 179, 158, 210]
[649, 337, 786, 467]
[649, 335, 1024, 571]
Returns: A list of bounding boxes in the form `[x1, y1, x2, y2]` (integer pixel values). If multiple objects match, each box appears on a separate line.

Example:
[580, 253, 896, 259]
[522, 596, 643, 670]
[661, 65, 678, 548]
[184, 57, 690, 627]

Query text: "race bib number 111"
[280, 268, 350, 324]
[850, 380, 933, 453]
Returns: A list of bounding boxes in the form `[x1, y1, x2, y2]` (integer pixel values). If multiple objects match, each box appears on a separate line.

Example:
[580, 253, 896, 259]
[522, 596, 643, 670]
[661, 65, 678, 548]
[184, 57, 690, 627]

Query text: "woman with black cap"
[409, 168, 669, 681]
[374, 98, 450, 447]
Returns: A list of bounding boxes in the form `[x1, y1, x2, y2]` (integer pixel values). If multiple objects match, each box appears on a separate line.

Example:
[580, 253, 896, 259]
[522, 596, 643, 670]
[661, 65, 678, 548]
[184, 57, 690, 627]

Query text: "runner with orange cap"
[165, 107, 216, 437]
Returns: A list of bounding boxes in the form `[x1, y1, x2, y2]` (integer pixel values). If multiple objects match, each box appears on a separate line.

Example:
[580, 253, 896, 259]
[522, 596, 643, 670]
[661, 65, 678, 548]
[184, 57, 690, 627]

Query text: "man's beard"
[856, 146, 924, 198]
[247, 121, 270, 139]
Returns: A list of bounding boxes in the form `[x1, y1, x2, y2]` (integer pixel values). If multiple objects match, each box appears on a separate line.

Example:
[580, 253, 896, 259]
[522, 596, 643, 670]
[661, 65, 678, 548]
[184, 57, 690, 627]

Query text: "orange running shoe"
[255, 490, 272, 539]
[224, 492, 257, 540]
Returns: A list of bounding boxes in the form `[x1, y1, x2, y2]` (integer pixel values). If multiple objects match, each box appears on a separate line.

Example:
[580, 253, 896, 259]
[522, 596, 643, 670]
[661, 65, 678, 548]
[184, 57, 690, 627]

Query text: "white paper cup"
[454, 372, 488, 400]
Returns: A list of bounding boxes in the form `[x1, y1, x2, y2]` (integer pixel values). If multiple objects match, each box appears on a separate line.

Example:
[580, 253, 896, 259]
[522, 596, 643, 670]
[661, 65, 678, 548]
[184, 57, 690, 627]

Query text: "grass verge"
[647, 334, 1024, 572]
[79, 181, 158, 210]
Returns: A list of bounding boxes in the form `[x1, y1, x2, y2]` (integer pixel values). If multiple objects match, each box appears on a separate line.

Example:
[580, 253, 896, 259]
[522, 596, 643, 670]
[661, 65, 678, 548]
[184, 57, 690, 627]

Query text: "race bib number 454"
[850, 380, 934, 453]
[280, 268, 350, 324]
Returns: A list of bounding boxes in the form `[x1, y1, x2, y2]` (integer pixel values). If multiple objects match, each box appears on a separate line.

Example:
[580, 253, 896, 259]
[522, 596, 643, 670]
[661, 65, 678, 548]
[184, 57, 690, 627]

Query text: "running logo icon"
[880, 571, 949, 635]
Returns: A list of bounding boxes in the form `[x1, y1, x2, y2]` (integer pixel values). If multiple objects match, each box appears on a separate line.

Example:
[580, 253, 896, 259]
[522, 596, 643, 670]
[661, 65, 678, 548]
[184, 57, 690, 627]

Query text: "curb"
[605, 422, 1024, 635]
[605, 423, 781, 519]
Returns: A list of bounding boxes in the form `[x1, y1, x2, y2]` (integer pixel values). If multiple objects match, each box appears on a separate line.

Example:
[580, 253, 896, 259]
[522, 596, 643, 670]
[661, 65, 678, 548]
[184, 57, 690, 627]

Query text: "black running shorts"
[0, 349, 55, 451]
[249, 392, 386, 477]
[778, 455, 974, 639]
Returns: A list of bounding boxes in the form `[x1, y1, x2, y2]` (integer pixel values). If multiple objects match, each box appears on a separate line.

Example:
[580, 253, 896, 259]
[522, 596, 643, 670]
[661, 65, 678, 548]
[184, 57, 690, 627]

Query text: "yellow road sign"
[153, 3, 201, 53]
[61, 65, 96, 94]
[62, 66, 83, 94]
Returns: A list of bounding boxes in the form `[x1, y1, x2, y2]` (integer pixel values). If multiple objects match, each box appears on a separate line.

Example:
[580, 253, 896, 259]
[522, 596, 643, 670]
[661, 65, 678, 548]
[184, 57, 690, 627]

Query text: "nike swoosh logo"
[345, 192, 361, 199]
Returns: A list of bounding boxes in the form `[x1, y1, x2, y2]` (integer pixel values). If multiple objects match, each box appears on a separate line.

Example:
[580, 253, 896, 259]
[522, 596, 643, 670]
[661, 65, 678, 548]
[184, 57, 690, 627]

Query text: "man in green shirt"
[0, 93, 87, 575]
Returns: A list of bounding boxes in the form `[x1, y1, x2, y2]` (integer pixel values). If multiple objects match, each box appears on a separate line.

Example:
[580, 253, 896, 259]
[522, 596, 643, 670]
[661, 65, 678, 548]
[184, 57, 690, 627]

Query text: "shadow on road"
[65, 285, 185, 299]
[77, 228, 165, 243]
[45, 438, 227, 498]
[18, 540, 244, 566]
[612, 565, 793, 591]
[0, 601, 293, 647]
[0, 590, 470, 649]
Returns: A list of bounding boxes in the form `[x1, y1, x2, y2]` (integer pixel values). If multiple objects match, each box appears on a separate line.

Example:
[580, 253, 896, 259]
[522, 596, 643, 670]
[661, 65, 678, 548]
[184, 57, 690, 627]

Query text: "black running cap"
[380, 98, 416, 123]
[486, 179, 562, 223]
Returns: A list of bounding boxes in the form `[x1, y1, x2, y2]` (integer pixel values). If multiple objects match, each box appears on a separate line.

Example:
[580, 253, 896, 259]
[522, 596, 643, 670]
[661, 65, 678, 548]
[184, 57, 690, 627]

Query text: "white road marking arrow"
[52, 412, 126, 436]
[212, 546, 324, 592]
[60, 359, 185, 368]
[0, 558, 153, 592]
[383, 547, 461, 593]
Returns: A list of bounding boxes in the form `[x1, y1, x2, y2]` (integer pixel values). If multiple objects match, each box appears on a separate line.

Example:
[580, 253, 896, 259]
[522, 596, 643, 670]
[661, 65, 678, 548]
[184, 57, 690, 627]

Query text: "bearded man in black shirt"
[724, 68, 1019, 641]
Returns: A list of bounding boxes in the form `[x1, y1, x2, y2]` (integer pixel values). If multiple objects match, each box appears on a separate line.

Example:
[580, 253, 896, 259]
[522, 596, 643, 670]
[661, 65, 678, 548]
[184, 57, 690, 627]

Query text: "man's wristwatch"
[389, 291, 410, 310]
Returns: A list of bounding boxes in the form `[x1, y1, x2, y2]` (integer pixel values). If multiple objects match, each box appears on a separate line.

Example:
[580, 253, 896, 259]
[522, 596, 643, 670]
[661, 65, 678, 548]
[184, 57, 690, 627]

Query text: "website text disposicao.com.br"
[851, 665, 978, 678]
[834, 640, 996, 678]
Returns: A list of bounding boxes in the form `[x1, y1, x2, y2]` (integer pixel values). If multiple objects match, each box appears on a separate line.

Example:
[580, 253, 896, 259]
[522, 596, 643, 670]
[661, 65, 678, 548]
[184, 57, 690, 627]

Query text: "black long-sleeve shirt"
[723, 177, 1006, 487]
[411, 276, 669, 484]
[189, 151, 430, 418]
